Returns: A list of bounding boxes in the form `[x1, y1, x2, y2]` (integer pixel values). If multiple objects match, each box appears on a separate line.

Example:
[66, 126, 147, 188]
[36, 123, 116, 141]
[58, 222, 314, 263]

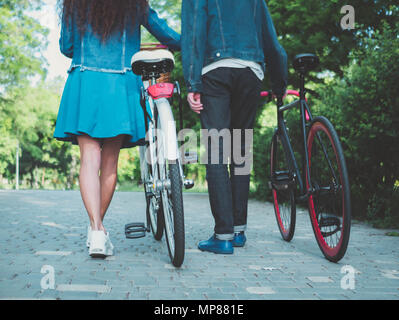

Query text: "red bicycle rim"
[307, 122, 345, 257]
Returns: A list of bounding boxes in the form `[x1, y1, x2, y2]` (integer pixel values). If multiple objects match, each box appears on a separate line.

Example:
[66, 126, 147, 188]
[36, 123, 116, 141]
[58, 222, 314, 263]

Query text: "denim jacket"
[181, 0, 287, 96]
[60, 6, 181, 74]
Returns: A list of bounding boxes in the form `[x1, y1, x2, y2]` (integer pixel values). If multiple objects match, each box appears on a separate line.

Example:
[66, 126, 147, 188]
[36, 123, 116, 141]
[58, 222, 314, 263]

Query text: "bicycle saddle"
[293, 53, 319, 73]
[131, 49, 175, 77]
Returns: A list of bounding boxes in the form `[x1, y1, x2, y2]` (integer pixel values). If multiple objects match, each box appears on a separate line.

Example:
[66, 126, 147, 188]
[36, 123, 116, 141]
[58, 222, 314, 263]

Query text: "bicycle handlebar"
[261, 89, 310, 104]
[261, 89, 310, 120]
[260, 89, 300, 99]
[261, 88, 320, 102]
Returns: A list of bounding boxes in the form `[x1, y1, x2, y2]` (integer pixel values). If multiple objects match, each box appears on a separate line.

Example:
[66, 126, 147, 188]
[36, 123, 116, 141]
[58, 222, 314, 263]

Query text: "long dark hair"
[58, 0, 149, 41]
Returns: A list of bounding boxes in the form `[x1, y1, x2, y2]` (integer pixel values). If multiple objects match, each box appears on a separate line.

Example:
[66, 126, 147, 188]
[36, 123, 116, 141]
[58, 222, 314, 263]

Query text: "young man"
[181, 0, 288, 254]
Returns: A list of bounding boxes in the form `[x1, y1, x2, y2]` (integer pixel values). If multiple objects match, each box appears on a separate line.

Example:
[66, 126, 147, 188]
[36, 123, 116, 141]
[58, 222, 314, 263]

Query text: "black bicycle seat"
[293, 53, 319, 73]
[131, 49, 175, 77]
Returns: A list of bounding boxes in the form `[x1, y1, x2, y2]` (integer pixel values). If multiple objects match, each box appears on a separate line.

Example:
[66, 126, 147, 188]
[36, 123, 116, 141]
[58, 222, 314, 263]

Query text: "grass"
[116, 181, 208, 193]
[385, 231, 399, 237]
[1, 180, 209, 193]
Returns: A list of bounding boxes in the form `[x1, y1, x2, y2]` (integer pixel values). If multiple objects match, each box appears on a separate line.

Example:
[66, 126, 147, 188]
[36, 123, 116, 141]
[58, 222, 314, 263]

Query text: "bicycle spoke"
[271, 134, 296, 241]
[307, 117, 351, 262]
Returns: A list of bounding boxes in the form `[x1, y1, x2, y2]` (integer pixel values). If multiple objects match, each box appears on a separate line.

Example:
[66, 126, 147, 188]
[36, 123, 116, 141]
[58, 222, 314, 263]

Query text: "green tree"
[0, 97, 16, 183]
[318, 21, 399, 226]
[0, 0, 48, 92]
[0, 0, 50, 187]
[2, 81, 76, 188]
[150, 0, 181, 30]
[267, 0, 398, 88]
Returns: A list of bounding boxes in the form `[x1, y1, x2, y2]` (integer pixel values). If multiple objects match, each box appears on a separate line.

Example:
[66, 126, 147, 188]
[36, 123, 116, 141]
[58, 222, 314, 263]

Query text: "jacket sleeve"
[59, 12, 74, 59]
[181, 0, 207, 93]
[261, 1, 288, 97]
[143, 6, 181, 51]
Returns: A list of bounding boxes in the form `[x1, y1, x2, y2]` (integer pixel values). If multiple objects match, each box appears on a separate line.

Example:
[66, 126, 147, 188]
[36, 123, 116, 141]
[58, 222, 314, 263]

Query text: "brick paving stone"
[0, 190, 399, 300]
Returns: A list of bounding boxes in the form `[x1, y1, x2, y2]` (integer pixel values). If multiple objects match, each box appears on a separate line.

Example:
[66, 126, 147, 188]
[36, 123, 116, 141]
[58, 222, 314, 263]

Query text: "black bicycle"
[262, 53, 351, 262]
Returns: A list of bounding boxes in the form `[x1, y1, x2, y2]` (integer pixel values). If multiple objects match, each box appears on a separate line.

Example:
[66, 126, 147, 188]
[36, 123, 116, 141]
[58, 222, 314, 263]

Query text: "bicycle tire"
[270, 131, 296, 241]
[307, 116, 351, 262]
[161, 162, 185, 267]
[154, 106, 185, 267]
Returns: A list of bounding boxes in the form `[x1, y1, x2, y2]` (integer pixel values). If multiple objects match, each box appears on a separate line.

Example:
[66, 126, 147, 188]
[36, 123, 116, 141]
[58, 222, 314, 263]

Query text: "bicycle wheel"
[307, 116, 351, 262]
[156, 114, 185, 267]
[270, 132, 296, 241]
[141, 145, 164, 241]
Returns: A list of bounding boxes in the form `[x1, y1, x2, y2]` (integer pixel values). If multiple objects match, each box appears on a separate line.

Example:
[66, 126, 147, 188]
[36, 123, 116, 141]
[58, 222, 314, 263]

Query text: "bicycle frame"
[269, 85, 341, 203]
[140, 79, 183, 186]
[277, 94, 313, 200]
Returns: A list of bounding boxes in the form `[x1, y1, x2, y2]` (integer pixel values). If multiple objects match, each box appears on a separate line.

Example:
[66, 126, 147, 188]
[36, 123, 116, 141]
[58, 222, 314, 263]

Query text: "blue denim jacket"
[60, 6, 181, 73]
[181, 0, 287, 96]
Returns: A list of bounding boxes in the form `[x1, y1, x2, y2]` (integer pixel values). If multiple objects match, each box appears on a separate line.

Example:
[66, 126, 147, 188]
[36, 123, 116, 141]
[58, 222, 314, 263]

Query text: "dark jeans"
[200, 67, 262, 240]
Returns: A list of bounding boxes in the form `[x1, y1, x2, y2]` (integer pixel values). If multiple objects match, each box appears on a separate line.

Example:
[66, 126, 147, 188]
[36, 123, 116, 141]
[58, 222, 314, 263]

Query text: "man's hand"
[187, 92, 203, 114]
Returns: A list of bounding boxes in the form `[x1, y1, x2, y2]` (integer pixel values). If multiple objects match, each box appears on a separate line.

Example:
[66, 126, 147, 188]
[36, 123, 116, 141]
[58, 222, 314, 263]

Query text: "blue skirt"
[53, 68, 149, 149]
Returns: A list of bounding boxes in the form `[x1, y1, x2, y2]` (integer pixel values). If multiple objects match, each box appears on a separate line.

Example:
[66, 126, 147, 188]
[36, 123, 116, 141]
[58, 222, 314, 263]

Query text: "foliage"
[0, 0, 48, 91]
[149, 0, 181, 30]
[267, 0, 399, 88]
[0, 80, 77, 188]
[316, 21, 399, 227]
[0, 0, 52, 187]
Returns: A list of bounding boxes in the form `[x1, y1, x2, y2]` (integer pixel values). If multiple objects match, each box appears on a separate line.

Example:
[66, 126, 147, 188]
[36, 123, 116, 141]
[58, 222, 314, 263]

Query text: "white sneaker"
[86, 225, 92, 248]
[104, 232, 114, 255]
[89, 230, 113, 257]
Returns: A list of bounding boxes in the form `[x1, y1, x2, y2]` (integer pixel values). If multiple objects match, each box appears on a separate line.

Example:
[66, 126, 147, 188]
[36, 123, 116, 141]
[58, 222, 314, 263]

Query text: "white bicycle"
[124, 43, 194, 268]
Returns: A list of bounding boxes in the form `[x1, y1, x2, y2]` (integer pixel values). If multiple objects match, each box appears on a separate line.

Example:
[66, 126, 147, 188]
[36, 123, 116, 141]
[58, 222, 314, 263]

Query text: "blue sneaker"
[198, 235, 234, 254]
[232, 232, 246, 247]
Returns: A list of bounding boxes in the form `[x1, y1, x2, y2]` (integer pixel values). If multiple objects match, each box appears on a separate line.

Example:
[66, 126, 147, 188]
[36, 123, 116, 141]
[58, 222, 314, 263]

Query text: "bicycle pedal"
[125, 222, 146, 239]
[270, 180, 294, 191]
[270, 173, 295, 191]
[318, 214, 342, 237]
[184, 179, 194, 190]
[319, 215, 341, 228]
[145, 191, 153, 198]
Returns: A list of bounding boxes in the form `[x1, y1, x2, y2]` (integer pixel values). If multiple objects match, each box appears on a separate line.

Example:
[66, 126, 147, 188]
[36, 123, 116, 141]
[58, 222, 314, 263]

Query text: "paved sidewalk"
[0, 189, 398, 300]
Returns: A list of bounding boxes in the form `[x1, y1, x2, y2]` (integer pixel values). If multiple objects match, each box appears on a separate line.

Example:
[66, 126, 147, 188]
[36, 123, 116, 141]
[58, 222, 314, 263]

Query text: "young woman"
[54, 0, 180, 257]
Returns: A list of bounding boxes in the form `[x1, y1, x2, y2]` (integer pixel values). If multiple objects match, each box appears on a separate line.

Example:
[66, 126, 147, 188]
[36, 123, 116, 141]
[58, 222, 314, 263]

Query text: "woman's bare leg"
[77, 134, 104, 231]
[99, 135, 125, 221]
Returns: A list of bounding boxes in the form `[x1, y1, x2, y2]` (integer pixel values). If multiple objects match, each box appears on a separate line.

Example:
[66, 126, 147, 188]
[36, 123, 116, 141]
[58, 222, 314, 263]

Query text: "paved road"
[0, 189, 398, 300]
